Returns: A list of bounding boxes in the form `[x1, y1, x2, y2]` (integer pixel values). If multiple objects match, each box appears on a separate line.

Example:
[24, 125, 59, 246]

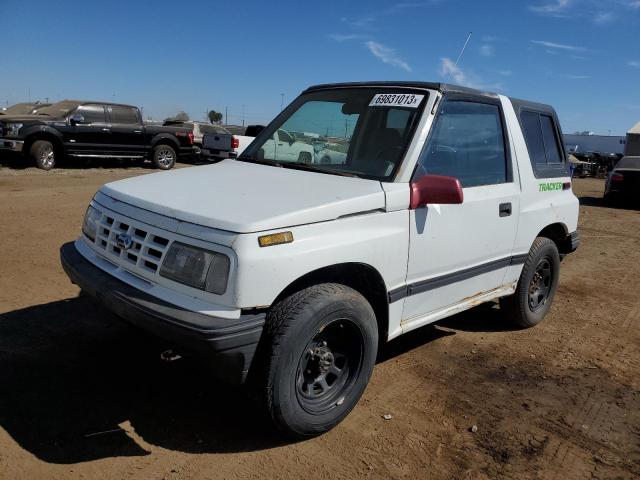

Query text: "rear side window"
[109, 106, 140, 124]
[519, 109, 567, 177]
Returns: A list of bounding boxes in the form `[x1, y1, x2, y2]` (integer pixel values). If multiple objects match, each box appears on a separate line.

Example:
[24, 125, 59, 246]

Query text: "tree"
[208, 110, 223, 124]
[164, 111, 189, 122]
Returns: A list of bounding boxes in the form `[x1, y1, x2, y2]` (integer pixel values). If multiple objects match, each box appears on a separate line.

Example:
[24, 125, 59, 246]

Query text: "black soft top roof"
[304, 81, 556, 112]
[304, 81, 499, 99]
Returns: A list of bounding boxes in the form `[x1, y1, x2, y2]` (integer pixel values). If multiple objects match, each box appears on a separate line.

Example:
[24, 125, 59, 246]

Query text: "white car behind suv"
[61, 81, 579, 437]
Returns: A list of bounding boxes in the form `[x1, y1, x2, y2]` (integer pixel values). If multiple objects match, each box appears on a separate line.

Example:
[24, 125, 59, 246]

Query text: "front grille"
[89, 207, 170, 275]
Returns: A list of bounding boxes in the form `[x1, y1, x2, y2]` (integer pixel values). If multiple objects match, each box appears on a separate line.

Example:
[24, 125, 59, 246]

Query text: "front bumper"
[60, 242, 265, 384]
[0, 138, 24, 152]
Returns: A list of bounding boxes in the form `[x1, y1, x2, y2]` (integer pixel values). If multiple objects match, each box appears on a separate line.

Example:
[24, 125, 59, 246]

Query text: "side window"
[278, 130, 293, 143]
[519, 109, 567, 176]
[540, 115, 562, 163]
[414, 100, 507, 188]
[521, 111, 547, 165]
[109, 106, 140, 124]
[76, 105, 106, 124]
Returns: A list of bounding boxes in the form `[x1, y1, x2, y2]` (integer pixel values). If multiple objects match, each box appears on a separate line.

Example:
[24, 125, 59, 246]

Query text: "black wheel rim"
[295, 319, 364, 415]
[528, 257, 553, 312]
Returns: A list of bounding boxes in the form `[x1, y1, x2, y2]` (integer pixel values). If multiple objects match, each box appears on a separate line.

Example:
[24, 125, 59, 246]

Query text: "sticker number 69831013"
[369, 93, 424, 108]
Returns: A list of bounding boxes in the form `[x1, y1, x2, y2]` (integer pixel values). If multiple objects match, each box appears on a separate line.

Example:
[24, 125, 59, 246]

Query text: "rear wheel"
[298, 151, 312, 164]
[30, 140, 56, 170]
[152, 144, 176, 169]
[255, 283, 378, 437]
[500, 237, 560, 328]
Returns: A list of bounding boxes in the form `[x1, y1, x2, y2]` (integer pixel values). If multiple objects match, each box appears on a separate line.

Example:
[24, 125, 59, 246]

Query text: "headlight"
[5, 123, 23, 137]
[160, 242, 230, 294]
[82, 205, 102, 241]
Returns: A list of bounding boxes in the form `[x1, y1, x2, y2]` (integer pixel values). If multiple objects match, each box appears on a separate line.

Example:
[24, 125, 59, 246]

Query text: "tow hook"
[160, 349, 182, 362]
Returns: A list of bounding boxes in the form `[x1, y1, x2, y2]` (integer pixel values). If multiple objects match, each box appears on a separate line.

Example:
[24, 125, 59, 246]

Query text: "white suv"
[61, 82, 579, 437]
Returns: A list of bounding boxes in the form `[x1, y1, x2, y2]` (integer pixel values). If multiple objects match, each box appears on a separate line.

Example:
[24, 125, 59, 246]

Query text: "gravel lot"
[0, 163, 638, 480]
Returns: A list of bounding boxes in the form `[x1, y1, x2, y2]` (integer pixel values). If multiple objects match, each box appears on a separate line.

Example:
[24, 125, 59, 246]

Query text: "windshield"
[35, 101, 81, 117]
[240, 88, 427, 180]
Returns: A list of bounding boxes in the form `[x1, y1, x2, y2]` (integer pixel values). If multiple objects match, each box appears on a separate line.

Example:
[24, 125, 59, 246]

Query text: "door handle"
[133, 130, 142, 133]
[499, 202, 512, 217]
[101, 128, 111, 132]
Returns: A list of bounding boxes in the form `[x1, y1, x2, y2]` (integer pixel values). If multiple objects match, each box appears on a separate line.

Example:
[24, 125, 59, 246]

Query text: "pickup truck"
[200, 124, 265, 161]
[0, 100, 195, 170]
[60, 81, 579, 437]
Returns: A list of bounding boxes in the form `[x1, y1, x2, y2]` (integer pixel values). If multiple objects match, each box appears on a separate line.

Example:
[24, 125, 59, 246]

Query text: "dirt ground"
[0, 162, 638, 480]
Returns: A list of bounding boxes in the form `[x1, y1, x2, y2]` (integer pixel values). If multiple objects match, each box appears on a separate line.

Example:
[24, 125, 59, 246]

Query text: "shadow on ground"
[579, 195, 640, 211]
[0, 295, 512, 464]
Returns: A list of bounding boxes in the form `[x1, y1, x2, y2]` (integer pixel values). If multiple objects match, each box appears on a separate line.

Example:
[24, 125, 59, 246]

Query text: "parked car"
[257, 128, 315, 163]
[60, 81, 579, 437]
[0, 100, 196, 170]
[0, 102, 51, 116]
[163, 120, 230, 151]
[603, 156, 640, 203]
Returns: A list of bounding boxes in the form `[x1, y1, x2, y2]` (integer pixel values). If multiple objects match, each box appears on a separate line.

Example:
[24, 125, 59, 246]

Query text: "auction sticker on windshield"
[369, 93, 424, 108]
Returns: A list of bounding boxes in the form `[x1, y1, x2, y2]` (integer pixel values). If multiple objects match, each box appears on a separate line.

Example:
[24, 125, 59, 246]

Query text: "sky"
[1, 0, 639, 134]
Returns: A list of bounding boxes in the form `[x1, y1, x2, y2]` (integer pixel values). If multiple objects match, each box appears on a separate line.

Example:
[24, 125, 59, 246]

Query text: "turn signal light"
[611, 173, 624, 182]
[258, 231, 293, 247]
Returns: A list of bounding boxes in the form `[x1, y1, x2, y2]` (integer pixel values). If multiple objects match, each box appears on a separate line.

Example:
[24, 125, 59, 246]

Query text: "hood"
[0, 114, 52, 122]
[99, 160, 386, 233]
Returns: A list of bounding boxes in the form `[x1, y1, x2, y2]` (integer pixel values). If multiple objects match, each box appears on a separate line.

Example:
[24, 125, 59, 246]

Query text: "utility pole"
[280, 93, 284, 111]
[242, 104, 246, 126]
[28, 88, 31, 102]
[225, 106, 228, 125]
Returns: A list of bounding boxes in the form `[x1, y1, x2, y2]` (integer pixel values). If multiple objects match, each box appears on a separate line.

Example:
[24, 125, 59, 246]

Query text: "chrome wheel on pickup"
[152, 144, 176, 170]
[257, 283, 378, 437]
[30, 140, 56, 170]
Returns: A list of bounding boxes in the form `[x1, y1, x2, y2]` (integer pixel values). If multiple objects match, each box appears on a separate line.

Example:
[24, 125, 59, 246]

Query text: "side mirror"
[69, 114, 85, 125]
[410, 174, 463, 209]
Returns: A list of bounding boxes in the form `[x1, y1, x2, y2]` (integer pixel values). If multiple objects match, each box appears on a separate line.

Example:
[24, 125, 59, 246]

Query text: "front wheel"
[500, 237, 560, 328]
[152, 144, 176, 169]
[30, 140, 57, 170]
[256, 283, 378, 437]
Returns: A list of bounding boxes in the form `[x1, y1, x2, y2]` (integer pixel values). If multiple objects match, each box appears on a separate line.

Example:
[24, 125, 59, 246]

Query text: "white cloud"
[364, 41, 412, 72]
[328, 33, 367, 42]
[529, 0, 572, 14]
[593, 11, 615, 24]
[440, 58, 466, 84]
[562, 74, 590, 79]
[628, 60, 640, 68]
[479, 44, 495, 57]
[531, 39, 586, 52]
[496, 69, 513, 76]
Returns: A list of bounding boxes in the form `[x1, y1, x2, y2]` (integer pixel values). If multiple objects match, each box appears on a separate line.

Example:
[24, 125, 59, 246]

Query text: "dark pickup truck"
[0, 100, 195, 170]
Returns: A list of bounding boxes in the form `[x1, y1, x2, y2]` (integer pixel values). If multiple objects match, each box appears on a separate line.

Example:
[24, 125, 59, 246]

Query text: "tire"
[152, 144, 176, 169]
[298, 151, 312, 164]
[30, 140, 56, 170]
[256, 283, 378, 437]
[500, 237, 560, 328]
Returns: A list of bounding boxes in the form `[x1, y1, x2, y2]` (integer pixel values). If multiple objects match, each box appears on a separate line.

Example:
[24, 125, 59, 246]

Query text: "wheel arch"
[536, 222, 572, 254]
[150, 134, 180, 152]
[23, 130, 64, 156]
[271, 262, 390, 341]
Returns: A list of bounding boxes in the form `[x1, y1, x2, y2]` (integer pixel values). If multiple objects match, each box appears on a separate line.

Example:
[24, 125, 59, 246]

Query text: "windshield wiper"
[236, 156, 358, 177]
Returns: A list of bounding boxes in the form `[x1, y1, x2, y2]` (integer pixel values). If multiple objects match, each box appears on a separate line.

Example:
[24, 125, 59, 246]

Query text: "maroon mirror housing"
[409, 174, 464, 209]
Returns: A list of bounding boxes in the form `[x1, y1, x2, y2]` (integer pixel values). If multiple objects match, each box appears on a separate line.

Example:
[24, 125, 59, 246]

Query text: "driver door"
[402, 96, 520, 322]
[62, 104, 111, 156]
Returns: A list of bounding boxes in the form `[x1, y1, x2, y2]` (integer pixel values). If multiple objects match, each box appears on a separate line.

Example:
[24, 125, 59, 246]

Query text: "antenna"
[447, 31, 472, 83]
